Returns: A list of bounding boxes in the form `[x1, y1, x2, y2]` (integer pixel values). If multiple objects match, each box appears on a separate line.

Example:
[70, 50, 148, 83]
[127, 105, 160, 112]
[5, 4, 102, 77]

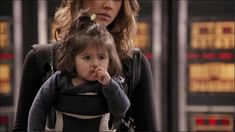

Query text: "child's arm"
[94, 67, 130, 115]
[93, 66, 130, 115]
[102, 77, 130, 116]
[27, 72, 60, 131]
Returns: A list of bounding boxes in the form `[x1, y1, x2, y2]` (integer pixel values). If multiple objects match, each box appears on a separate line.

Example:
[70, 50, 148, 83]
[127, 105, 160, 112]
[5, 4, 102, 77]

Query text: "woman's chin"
[96, 19, 110, 27]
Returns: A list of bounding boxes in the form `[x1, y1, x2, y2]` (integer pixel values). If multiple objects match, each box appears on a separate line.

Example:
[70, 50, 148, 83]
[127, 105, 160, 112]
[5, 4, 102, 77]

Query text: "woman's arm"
[102, 78, 130, 116]
[133, 54, 157, 131]
[13, 49, 43, 131]
[27, 72, 60, 131]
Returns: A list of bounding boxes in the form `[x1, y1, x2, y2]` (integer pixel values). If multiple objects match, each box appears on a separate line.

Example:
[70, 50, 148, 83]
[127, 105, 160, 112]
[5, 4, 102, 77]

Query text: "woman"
[14, 0, 156, 131]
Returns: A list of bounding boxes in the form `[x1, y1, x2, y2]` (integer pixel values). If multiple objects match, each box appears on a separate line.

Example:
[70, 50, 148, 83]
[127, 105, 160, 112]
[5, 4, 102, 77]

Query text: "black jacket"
[14, 44, 157, 131]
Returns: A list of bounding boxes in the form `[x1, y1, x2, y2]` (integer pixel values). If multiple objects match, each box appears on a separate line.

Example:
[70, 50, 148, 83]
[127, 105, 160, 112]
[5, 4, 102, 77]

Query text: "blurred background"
[0, 0, 234, 131]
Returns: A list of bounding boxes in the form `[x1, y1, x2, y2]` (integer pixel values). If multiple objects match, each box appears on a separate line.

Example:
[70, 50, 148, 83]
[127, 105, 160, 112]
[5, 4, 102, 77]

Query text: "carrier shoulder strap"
[129, 48, 142, 100]
[31, 44, 54, 82]
[109, 48, 142, 130]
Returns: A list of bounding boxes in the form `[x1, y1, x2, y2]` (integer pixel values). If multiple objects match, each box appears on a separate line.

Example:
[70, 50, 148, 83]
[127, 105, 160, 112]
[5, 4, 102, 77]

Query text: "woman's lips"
[96, 13, 111, 21]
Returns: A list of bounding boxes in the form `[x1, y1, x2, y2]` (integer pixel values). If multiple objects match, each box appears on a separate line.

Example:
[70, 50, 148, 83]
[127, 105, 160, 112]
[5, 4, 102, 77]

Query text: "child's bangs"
[90, 36, 114, 52]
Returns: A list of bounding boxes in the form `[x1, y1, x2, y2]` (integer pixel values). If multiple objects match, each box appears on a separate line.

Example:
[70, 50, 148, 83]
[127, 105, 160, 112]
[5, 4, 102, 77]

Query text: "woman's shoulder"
[24, 43, 58, 79]
[26, 44, 57, 61]
[130, 48, 149, 64]
[30, 43, 56, 55]
[23, 44, 53, 69]
[122, 48, 149, 65]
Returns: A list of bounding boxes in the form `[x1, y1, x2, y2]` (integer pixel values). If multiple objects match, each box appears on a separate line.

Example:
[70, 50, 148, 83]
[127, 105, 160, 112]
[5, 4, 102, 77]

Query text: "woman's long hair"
[54, 0, 140, 59]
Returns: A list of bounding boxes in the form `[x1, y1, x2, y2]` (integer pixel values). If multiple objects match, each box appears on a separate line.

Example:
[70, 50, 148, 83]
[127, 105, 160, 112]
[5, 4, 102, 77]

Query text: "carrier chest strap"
[51, 111, 110, 131]
[62, 111, 104, 119]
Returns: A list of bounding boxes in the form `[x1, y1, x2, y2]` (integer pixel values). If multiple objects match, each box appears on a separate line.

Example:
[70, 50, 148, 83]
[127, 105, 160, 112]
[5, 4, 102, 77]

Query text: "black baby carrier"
[32, 44, 142, 131]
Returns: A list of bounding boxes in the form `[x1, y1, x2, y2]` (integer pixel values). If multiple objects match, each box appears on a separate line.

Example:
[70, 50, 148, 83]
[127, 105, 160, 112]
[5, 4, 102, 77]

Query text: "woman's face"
[82, 0, 122, 27]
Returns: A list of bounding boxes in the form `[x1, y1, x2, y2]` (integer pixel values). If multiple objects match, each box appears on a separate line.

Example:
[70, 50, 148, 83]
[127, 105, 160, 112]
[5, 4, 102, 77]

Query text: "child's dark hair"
[56, 12, 122, 78]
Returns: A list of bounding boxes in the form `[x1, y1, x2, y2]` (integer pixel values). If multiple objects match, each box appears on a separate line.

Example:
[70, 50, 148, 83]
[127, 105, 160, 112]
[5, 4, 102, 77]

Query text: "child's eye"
[99, 55, 106, 60]
[83, 56, 90, 60]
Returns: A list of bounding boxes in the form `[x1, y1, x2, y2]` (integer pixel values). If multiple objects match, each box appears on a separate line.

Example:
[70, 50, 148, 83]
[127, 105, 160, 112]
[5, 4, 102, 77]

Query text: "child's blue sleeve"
[102, 77, 130, 116]
[27, 71, 61, 131]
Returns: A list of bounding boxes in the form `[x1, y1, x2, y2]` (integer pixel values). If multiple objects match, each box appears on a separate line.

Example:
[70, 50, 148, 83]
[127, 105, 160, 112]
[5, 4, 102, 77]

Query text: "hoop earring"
[54, 28, 60, 41]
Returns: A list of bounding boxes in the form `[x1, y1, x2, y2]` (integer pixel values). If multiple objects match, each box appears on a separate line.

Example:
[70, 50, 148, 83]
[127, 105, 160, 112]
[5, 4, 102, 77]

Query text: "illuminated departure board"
[133, 22, 149, 49]
[191, 22, 214, 49]
[188, 21, 235, 94]
[190, 21, 234, 49]
[189, 63, 234, 93]
[0, 18, 13, 106]
[0, 64, 11, 95]
[0, 21, 10, 48]
[214, 22, 234, 49]
[190, 113, 234, 132]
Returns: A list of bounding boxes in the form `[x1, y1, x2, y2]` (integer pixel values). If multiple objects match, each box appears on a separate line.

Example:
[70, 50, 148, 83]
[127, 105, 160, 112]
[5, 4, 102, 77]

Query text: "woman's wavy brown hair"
[54, 0, 140, 59]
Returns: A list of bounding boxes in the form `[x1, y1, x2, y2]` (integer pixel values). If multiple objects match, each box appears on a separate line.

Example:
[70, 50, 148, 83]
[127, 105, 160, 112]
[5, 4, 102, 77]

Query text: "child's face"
[74, 46, 109, 82]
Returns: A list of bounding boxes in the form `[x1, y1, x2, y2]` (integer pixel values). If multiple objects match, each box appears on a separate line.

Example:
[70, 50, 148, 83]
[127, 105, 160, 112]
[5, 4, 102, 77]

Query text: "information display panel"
[187, 20, 235, 105]
[0, 18, 13, 106]
[189, 113, 234, 132]
[0, 21, 10, 49]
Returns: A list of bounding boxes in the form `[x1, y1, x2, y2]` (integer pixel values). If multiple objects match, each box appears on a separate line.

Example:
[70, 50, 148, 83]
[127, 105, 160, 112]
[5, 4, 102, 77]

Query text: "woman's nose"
[102, 0, 113, 10]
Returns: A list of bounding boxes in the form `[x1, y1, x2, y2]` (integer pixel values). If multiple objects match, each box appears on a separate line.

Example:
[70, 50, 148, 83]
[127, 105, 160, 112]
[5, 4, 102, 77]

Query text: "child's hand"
[93, 66, 111, 86]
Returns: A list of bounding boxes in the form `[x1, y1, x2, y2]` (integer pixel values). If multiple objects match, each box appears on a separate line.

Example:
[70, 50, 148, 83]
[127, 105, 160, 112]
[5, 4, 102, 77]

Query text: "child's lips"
[90, 67, 98, 74]
[90, 70, 96, 75]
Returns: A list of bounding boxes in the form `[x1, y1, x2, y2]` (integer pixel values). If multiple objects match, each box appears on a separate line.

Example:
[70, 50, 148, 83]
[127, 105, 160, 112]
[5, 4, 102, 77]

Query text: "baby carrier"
[31, 44, 142, 131]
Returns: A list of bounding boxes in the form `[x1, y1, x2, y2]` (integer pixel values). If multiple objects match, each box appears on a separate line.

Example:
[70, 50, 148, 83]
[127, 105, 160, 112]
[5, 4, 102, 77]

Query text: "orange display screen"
[189, 21, 235, 94]
[133, 22, 149, 49]
[190, 113, 234, 132]
[0, 64, 11, 95]
[191, 21, 234, 49]
[189, 63, 234, 93]
[0, 21, 10, 49]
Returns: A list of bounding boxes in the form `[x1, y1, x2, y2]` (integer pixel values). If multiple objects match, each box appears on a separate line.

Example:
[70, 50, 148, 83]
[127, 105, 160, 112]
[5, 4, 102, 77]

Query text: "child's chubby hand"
[92, 66, 111, 87]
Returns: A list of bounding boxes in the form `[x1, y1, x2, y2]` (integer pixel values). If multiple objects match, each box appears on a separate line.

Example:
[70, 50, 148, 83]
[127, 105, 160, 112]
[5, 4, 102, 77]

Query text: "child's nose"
[91, 59, 99, 68]
[91, 64, 98, 68]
